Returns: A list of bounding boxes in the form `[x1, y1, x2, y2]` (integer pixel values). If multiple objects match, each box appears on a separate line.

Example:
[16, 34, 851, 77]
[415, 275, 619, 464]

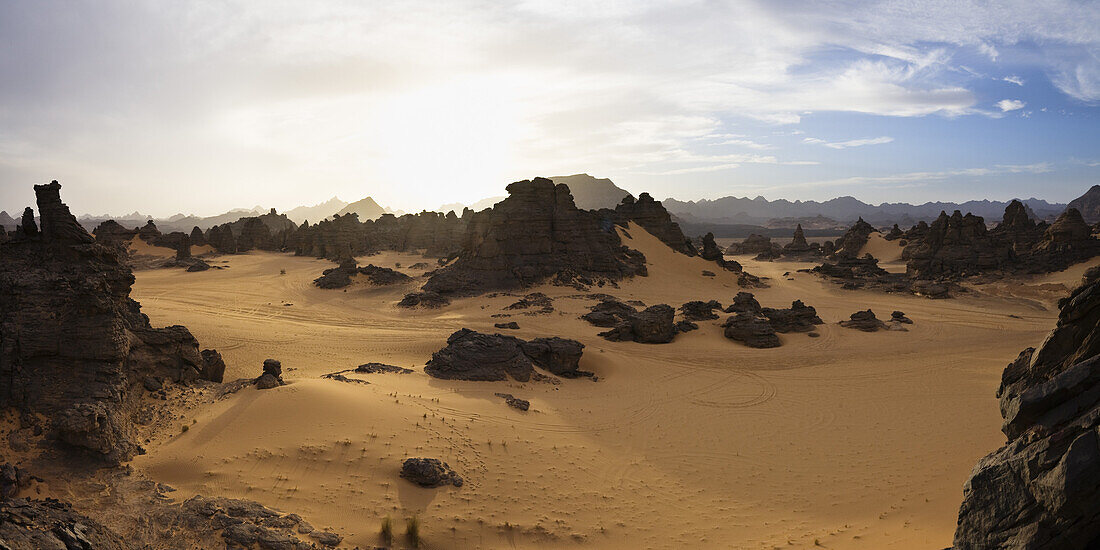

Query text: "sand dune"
[130, 223, 1076, 549]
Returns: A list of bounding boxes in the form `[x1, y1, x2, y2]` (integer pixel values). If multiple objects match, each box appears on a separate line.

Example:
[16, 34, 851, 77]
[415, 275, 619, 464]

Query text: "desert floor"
[127, 225, 1095, 549]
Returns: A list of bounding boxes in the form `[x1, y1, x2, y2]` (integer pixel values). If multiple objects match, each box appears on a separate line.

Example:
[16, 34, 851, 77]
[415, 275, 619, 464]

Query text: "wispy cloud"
[996, 99, 1026, 111]
[804, 136, 895, 149]
[1003, 75, 1025, 86]
[788, 162, 1054, 190]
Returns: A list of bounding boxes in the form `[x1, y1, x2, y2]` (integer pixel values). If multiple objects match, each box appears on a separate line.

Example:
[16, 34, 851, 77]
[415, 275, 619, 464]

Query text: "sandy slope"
[129, 224, 1083, 549]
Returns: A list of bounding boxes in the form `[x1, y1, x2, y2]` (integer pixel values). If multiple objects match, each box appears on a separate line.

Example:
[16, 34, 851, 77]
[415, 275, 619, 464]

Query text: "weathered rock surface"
[424, 329, 585, 381]
[255, 359, 284, 389]
[839, 310, 887, 332]
[494, 321, 520, 330]
[422, 178, 647, 295]
[832, 217, 877, 258]
[400, 458, 463, 488]
[726, 234, 777, 257]
[761, 300, 824, 333]
[602, 192, 697, 256]
[0, 181, 222, 464]
[722, 314, 781, 348]
[397, 291, 451, 309]
[0, 498, 131, 549]
[596, 304, 678, 344]
[953, 269, 1100, 548]
[313, 259, 412, 289]
[494, 392, 531, 411]
[725, 291, 762, 313]
[679, 300, 724, 321]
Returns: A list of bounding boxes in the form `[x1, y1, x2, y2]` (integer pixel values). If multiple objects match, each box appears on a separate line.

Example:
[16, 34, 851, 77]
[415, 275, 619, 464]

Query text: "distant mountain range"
[1067, 185, 1100, 224]
[434, 174, 631, 213]
[4, 176, 1091, 237]
[284, 197, 349, 224]
[662, 195, 1069, 228]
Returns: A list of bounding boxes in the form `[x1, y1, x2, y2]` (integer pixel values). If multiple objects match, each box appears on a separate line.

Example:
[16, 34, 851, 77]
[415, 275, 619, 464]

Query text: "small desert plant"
[279, 268, 286, 275]
[406, 515, 420, 547]
[180, 425, 189, 433]
[379, 515, 393, 544]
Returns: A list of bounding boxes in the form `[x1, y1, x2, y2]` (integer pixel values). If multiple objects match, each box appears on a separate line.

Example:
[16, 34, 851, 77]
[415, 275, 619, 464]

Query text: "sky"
[1, 1, 1099, 217]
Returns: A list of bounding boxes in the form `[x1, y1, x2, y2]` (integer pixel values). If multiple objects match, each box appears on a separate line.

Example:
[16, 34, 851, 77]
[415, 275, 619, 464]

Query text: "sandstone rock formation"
[725, 291, 761, 313]
[679, 300, 724, 321]
[494, 392, 531, 411]
[313, 260, 412, 289]
[0, 498, 130, 549]
[397, 291, 451, 309]
[726, 234, 776, 256]
[0, 181, 223, 464]
[722, 313, 781, 348]
[424, 329, 586, 381]
[400, 458, 464, 488]
[255, 359, 284, 389]
[423, 178, 647, 295]
[838, 309, 888, 332]
[832, 217, 877, 258]
[761, 300, 823, 332]
[602, 192, 697, 256]
[953, 269, 1100, 548]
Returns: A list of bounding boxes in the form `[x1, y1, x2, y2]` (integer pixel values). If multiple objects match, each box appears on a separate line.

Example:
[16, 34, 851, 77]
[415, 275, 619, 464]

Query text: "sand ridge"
[129, 223, 1076, 549]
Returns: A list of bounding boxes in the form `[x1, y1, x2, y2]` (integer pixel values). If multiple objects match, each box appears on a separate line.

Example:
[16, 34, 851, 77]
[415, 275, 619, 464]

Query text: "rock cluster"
[679, 300, 724, 321]
[423, 178, 647, 295]
[725, 234, 777, 257]
[720, 293, 823, 347]
[581, 299, 691, 344]
[398, 290, 451, 309]
[400, 458, 464, 488]
[293, 209, 467, 261]
[0, 498, 130, 549]
[838, 310, 887, 331]
[424, 329, 587, 381]
[0, 181, 223, 464]
[494, 392, 531, 411]
[953, 268, 1100, 548]
[313, 259, 412, 289]
[900, 202, 1100, 280]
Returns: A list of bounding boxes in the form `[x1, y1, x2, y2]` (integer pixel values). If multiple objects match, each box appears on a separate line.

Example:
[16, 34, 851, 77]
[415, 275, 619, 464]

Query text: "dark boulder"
[400, 458, 463, 488]
[761, 300, 823, 333]
[679, 300, 723, 321]
[398, 291, 451, 308]
[725, 292, 762, 314]
[722, 314, 781, 348]
[838, 310, 887, 332]
[494, 392, 530, 411]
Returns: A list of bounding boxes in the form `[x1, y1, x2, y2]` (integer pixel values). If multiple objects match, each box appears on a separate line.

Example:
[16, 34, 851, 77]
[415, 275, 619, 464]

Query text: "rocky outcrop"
[781, 224, 822, 259]
[0, 498, 131, 549]
[423, 178, 647, 295]
[725, 291, 761, 313]
[598, 304, 678, 343]
[761, 300, 823, 332]
[0, 182, 222, 464]
[255, 359, 284, 389]
[494, 392, 530, 411]
[838, 309, 887, 331]
[679, 300, 723, 321]
[832, 217, 877, 258]
[424, 329, 585, 381]
[313, 260, 412, 289]
[884, 224, 903, 241]
[902, 210, 1011, 279]
[93, 219, 139, 249]
[603, 193, 697, 256]
[953, 269, 1100, 548]
[400, 458, 463, 488]
[722, 314, 780, 348]
[1028, 208, 1100, 272]
[726, 234, 776, 256]
[397, 291, 450, 309]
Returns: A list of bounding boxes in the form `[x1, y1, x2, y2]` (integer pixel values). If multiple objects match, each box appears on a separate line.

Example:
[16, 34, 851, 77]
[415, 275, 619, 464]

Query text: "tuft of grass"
[279, 268, 286, 275]
[380, 515, 393, 545]
[180, 425, 189, 433]
[405, 515, 420, 547]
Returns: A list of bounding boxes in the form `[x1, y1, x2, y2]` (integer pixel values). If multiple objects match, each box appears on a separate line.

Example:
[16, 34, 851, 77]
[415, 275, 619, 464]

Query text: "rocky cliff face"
[601, 193, 697, 256]
[953, 268, 1100, 548]
[423, 178, 646, 294]
[0, 182, 220, 464]
[902, 210, 1011, 278]
[903, 205, 1099, 279]
[831, 217, 877, 258]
